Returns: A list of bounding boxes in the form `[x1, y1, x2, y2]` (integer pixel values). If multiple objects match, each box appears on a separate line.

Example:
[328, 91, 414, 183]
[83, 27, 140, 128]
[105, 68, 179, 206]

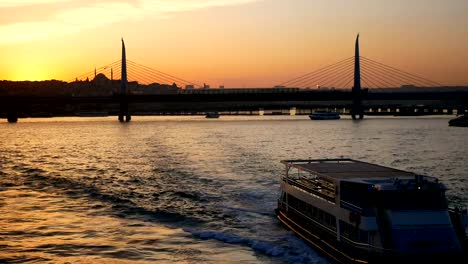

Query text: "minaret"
[352, 34, 364, 120]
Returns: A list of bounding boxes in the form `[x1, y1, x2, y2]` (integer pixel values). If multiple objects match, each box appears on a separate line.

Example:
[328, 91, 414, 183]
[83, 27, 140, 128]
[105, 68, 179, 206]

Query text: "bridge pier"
[118, 97, 131, 122]
[7, 111, 18, 123]
[351, 104, 364, 120]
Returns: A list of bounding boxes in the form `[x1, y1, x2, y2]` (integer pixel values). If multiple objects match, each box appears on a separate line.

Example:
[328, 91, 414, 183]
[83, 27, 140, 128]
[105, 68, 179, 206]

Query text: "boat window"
[287, 194, 337, 231]
[339, 220, 369, 244]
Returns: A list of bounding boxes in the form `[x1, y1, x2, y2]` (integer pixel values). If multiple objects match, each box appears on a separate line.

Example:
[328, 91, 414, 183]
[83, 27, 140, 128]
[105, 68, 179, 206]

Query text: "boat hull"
[449, 115, 468, 127]
[309, 111, 341, 120]
[309, 116, 341, 120]
[449, 120, 468, 127]
[205, 112, 220, 118]
[277, 208, 371, 264]
[276, 208, 466, 264]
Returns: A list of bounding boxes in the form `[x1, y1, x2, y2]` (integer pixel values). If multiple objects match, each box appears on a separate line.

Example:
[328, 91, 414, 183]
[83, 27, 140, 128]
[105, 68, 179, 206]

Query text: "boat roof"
[282, 159, 416, 182]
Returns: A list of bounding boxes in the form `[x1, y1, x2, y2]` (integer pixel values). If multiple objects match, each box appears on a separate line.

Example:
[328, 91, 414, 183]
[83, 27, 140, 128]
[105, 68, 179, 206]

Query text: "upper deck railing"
[282, 176, 336, 203]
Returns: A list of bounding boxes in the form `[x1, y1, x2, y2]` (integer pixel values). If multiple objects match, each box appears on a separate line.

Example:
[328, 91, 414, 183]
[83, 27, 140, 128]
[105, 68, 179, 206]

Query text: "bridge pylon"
[7, 111, 18, 123]
[351, 34, 364, 120]
[119, 38, 131, 122]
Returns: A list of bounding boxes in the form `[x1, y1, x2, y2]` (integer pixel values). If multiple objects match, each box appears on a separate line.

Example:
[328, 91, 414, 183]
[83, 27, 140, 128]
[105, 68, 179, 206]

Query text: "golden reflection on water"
[0, 187, 260, 263]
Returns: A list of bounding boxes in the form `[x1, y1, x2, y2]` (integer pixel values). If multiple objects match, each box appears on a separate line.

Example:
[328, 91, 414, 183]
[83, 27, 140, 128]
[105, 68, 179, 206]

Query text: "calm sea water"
[1, 116, 467, 263]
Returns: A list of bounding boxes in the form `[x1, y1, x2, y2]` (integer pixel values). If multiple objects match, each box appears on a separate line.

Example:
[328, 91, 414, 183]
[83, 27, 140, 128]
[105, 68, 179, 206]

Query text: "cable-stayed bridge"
[74, 42, 442, 90]
[1, 36, 467, 122]
[76, 37, 441, 90]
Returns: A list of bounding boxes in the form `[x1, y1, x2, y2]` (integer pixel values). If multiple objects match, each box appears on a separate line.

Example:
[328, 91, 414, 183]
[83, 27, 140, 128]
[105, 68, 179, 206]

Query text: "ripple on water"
[0, 185, 264, 263]
[0, 117, 467, 263]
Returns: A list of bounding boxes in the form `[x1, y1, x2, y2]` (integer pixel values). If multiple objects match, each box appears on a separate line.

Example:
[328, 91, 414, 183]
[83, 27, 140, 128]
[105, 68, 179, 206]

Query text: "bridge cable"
[127, 60, 201, 87]
[126, 61, 195, 87]
[282, 58, 354, 87]
[319, 66, 354, 89]
[361, 56, 441, 86]
[361, 73, 383, 89]
[284, 58, 355, 87]
[127, 64, 191, 87]
[278, 56, 354, 87]
[303, 61, 354, 88]
[126, 67, 166, 85]
[125, 62, 190, 85]
[336, 69, 356, 89]
[126, 61, 188, 86]
[360, 77, 373, 89]
[296, 59, 355, 88]
[360, 63, 401, 88]
[360, 56, 442, 87]
[361, 60, 432, 88]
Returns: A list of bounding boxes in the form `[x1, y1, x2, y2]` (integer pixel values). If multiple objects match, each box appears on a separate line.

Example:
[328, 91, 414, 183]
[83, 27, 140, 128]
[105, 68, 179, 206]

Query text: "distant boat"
[449, 115, 468, 127]
[309, 111, 340, 120]
[205, 112, 220, 118]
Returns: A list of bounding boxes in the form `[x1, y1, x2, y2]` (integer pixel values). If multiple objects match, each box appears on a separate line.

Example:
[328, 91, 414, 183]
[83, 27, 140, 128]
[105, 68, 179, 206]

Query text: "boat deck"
[282, 159, 415, 182]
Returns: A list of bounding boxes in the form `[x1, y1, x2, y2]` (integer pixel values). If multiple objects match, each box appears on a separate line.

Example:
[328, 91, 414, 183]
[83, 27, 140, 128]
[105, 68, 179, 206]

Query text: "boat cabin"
[277, 159, 467, 263]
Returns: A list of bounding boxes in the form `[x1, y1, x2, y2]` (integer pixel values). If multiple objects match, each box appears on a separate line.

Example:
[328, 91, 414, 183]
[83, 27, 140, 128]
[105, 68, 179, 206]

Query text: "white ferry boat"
[276, 159, 467, 263]
[309, 111, 341, 120]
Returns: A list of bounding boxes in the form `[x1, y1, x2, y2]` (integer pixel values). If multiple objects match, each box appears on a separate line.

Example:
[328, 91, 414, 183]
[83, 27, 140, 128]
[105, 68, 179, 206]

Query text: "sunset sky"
[0, 0, 467, 87]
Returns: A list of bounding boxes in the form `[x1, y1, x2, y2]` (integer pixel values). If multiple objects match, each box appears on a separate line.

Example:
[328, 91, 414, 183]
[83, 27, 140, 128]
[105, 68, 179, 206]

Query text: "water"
[1, 116, 467, 263]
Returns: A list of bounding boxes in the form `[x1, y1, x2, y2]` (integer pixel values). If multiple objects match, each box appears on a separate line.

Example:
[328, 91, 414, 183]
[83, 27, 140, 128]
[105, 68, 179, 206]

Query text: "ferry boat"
[449, 114, 468, 127]
[309, 111, 341, 120]
[276, 159, 467, 263]
[205, 112, 220, 118]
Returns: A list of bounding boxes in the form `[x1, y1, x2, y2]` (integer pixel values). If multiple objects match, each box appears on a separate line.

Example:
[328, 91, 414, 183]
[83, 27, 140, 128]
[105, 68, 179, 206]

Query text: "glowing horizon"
[1, 0, 467, 87]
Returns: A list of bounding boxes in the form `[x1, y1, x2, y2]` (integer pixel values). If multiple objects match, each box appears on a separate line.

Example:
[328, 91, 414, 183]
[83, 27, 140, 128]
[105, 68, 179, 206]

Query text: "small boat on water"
[205, 112, 220, 118]
[309, 111, 340, 120]
[449, 115, 468, 127]
[276, 158, 467, 264]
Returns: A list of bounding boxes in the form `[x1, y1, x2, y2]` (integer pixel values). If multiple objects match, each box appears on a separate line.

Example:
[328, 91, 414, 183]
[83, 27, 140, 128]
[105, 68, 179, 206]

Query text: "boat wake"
[185, 228, 327, 263]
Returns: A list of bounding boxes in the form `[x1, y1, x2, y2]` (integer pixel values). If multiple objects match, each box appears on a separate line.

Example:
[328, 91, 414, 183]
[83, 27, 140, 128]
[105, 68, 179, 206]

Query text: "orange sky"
[0, 0, 467, 87]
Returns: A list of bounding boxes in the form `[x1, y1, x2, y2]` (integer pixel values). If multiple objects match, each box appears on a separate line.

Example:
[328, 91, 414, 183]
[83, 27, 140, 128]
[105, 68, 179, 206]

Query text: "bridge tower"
[351, 34, 364, 120]
[118, 38, 131, 122]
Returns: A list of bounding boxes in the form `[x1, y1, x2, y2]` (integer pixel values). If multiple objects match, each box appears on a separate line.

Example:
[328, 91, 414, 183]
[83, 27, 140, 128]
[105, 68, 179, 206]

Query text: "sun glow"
[10, 63, 51, 81]
[0, 0, 467, 86]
